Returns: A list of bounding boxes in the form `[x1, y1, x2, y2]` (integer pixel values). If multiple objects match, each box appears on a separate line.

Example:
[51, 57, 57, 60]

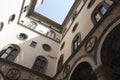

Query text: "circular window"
[17, 33, 28, 40]
[60, 42, 65, 50]
[87, 0, 95, 9]
[8, 14, 16, 24]
[42, 44, 52, 52]
[0, 22, 4, 31]
[72, 23, 78, 33]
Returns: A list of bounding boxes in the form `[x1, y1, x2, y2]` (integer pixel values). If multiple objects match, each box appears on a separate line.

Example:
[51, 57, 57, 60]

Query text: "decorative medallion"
[26, 21, 37, 30]
[6, 68, 21, 80]
[85, 36, 97, 53]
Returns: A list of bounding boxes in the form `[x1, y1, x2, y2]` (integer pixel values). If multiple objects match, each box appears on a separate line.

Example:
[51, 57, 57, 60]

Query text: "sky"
[34, 0, 75, 25]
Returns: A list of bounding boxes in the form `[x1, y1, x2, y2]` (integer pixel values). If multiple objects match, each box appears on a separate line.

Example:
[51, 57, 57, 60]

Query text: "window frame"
[0, 44, 20, 61]
[91, 1, 109, 24]
[72, 33, 81, 53]
[46, 30, 56, 39]
[32, 56, 48, 74]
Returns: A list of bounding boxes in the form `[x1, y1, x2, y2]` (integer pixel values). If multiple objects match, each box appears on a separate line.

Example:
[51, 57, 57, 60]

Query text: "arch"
[70, 61, 96, 80]
[100, 24, 120, 80]
[46, 30, 56, 39]
[32, 56, 48, 74]
[71, 32, 81, 53]
[97, 17, 120, 67]
[96, 16, 120, 80]
[68, 57, 97, 80]
[57, 54, 64, 72]
[27, 21, 37, 29]
[0, 44, 20, 61]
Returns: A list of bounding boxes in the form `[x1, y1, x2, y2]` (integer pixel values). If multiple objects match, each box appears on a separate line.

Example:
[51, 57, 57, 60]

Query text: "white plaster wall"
[0, 0, 59, 77]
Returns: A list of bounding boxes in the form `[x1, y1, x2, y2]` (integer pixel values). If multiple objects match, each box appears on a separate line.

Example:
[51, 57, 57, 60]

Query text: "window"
[57, 55, 64, 72]
[60, 42, 65, 51]
[72, 33, 81, 53]
[94, 6, 108, 22]
[46, 30, 56, 39]
[26, 21, 37, 30]
[95, 13, 101, 22]
[72, 23, 79, 33]
[30, 41, 37, 48]
[91, 1, 109, 24]
[17, 33, 28, 40]
[42, 44, 52, 52]
[72, 11, 78, 21]
[100, 6, 107, 15]
[32, 56, 48, 74]
[0, 44, 20, 61]
[8, 14, 16, 24]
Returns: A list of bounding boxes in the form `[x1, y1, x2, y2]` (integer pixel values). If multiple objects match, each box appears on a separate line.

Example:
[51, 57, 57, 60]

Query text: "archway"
[70, 62, 96, 80]
[101, 24, 120, 80]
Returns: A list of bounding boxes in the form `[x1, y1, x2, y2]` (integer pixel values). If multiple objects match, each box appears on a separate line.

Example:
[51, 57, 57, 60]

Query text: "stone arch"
[68, 57, 97, 80]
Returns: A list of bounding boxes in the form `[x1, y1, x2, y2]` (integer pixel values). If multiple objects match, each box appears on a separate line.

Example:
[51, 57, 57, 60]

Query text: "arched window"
[91, 1, 109, 24]
[46, 30, 56, 39]
[57, 55, 64, 72]
[0, 44, 20, 61]
[32, 56, 48, 74]
[72, 33, 81, 53]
